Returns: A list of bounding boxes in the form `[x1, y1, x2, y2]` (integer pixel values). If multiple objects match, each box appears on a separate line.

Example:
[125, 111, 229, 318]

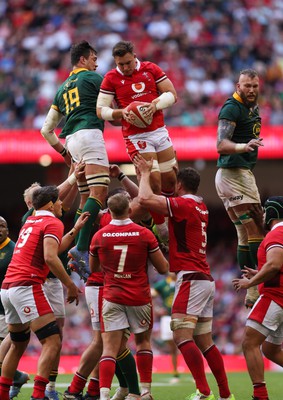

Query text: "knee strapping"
[234, 210, 253, 224]
[78, 181, 90, 195]
[151, 160, 160, 173]
[170, 316, 198, 331]
[86, 174, 110, 188]
[10, 329, 31, 342]
[193, 320, 212, 336]
[35, 321, 60, 341]
[159, 158, 176, 173]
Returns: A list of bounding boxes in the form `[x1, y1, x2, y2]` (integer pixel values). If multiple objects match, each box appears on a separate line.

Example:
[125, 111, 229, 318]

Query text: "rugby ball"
[126, 101, 153, 128]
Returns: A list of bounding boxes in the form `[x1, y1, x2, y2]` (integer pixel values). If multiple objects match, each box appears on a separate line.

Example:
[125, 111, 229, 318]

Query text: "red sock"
[69, 372, 87, 394]
[253, 382, 269, 399]
[99, 356, 116, 389]
[0, 376, 13, 400]
[203, 345, 230, 398]
[150, 210, 165, 225]
[32, 375, 49, 399]
[136, 350, 153, 384]
[178, 340, 210, 396]
[87, 377, 99, 396]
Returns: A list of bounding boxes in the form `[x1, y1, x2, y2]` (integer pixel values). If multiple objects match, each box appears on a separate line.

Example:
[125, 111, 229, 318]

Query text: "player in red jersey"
[0, 186, 81, 400]
[96, 40, 178, 242]
[135, 155, 235, 400]
[89, 192, 168, 400]
[233, 196, 283, 400]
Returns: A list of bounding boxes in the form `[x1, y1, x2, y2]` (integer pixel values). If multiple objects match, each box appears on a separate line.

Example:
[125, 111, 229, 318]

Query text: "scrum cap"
[264, 196, 283, 226]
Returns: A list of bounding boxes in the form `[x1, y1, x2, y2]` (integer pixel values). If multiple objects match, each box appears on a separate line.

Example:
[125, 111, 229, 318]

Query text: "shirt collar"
[271, 221, 283, 230]
[110, 218, 133, 226]
[181, 194, 203, 203]
[0, 237, 11, 250]
[35, 210, 55, 218]
[69, 68, 88, 76]
[232, 92, 244, 104]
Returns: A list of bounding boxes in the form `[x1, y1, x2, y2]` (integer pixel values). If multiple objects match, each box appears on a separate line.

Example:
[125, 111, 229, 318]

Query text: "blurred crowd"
[1, 0, 283, 129]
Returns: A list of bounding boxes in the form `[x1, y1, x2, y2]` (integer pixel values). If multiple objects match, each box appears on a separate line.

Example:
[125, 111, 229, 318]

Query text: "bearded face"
[237, 74, 259, 108]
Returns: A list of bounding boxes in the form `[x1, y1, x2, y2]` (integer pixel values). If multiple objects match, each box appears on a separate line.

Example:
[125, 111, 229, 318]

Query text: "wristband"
[59, 147, 67, 157]
[67, 172, 76, 186]
[117, 172, 126, 181]
[154, 92, 175, 110]
[235, 143, 246, 153]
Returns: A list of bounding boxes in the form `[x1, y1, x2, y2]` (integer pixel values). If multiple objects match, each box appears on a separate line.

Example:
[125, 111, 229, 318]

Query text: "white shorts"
[44, 278, 65, 318]
[172, 271, 215, 318]
[101, 299, 153, 334]
[247, 295, 283, 345]
[215, 168, 261, 210]
[1, 284, 53, 324]
[0, 313, 8, 338]
[125, 126, 173, 156]
[160, 315, 173, 341]
[85, 285, 103, 331]
[66, 129, 109, 167]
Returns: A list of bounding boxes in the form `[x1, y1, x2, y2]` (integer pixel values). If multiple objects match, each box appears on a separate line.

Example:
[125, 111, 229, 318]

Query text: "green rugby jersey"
[52, 68, 104, 138]
[0, 238, 15, 314]
[217, 92, 261, 170]
[154, 276, 175, 314]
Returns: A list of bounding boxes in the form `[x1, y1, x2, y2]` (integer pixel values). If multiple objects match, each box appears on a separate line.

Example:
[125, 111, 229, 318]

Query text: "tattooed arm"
[216, 119, 236, 154]
[217, 119, 263, 155]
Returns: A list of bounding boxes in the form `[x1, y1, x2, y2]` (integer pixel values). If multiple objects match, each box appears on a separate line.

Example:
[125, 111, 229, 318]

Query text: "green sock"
[74, 209, 82, 245]
[77, 198, 102, 251]
[115, 362, 128, 389]
[237, 245, 253, 270]
[248, 238, 263, 268]
[117, 348, 140, 395]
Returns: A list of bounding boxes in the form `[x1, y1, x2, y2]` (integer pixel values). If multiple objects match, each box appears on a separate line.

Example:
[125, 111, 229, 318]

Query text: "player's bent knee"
[34, 320, 60, 341]
[193, 320, 212, 336]
[170, 316, 198, 331]
[159, 158, 177, 173]
[10, 329, 31, 342]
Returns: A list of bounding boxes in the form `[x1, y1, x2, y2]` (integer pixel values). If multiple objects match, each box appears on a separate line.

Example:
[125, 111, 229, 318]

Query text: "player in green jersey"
[0, 217, 30, 399]
[40, 40, 110, 279]
[215, 69, 264, 308]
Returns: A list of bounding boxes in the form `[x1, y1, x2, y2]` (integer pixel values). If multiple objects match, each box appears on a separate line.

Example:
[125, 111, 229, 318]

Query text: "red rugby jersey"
[3, 211, 63, 286]
[166, 195, 210, 274]
[89, 218, 159, 306]
[257, 222, 283, 307]
[100, 60, 167, 137]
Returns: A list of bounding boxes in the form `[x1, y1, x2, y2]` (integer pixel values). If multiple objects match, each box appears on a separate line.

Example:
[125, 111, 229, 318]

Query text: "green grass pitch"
[18, 371, 283, 399]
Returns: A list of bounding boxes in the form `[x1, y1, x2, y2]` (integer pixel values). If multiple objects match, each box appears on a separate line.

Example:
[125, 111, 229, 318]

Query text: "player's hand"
[122, 107, 133, 123]
[232, 277, 251, 291]
[133, 153, 153, 174]
[109, 164, 121, 178]
[74, 160, 86, 180]
[249, 203, 264, 230]
[246, 138, 263, 152]
[74, 212, 90, 231]
[241, 267, 258, 279]
[66, 283, 82, 305]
